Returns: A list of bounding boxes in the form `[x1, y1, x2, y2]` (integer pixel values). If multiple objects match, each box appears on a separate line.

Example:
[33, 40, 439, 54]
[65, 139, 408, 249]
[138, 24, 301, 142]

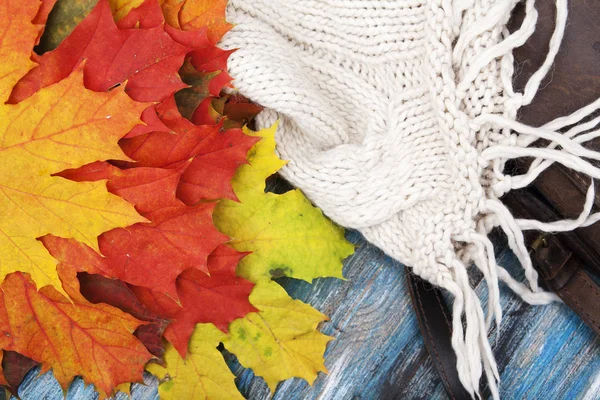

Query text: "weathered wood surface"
[6, 232, 600, 399]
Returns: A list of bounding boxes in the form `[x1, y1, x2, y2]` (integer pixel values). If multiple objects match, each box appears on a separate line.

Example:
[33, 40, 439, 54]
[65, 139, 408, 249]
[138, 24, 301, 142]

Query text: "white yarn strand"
[521, 0, 568, 106]
[511, 116, 600, 189]
[485, 199, 541, 293]
[220, 0, 599, 398]
[517, 181, 597, 232]
[543, 98, 600, 132]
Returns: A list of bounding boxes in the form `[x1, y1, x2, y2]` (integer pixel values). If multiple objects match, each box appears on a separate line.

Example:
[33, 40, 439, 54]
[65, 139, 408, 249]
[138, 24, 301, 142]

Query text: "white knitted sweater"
[220, 0, 600, 397]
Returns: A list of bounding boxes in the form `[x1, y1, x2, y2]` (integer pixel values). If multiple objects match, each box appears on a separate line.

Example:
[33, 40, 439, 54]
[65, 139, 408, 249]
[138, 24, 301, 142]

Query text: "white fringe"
[448, 0, 599, 398]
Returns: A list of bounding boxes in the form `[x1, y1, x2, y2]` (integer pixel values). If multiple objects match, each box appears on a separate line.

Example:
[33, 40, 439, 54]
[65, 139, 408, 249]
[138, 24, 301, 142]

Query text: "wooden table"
[8, 231, 600, 400]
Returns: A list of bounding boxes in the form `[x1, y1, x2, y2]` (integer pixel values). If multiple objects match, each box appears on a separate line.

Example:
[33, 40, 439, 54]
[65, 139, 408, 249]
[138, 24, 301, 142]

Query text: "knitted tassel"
[220, 0, 600, 398]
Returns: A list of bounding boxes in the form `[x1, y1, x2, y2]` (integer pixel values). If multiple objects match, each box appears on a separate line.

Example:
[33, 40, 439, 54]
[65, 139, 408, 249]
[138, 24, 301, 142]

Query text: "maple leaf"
[0, 271, 153, 397]
[158, 0, 231, 44]
[224, 281, 333, 392]
[11, 0, 209, 103]
[214, 125, 355, 284]
[111, 1, 237, 133]
[44, 97, 255, 297]
[130, 244, 256, 356]
[36, 0, 232, 51]
[61, 94, 258, 207]
[0, 0, 146, 294]
[0, 0, 43, 99]
[114, 0, 236, 125]
[98, 206, 224, 298]
[147, 323, 243, 400]
[143, 125, 350, 392]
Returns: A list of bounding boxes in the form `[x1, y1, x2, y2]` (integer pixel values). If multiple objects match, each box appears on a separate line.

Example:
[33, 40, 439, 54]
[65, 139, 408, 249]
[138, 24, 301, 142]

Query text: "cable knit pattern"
[221, 0, 600, 397]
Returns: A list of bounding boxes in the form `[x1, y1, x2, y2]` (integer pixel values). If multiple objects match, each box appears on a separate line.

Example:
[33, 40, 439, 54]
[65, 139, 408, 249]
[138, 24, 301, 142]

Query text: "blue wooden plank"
[14, 371, 159, 400]
[9, 231, 600, 399]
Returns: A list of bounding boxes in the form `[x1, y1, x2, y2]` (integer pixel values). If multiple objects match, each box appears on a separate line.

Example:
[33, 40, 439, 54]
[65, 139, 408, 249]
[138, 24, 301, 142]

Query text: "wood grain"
[6, 231, 600, 399]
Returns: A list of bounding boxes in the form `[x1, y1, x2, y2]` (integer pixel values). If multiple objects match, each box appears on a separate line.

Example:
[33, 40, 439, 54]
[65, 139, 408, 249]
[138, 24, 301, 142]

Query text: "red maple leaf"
[131, 245, 257, 356]
[10, 0, 207, 103]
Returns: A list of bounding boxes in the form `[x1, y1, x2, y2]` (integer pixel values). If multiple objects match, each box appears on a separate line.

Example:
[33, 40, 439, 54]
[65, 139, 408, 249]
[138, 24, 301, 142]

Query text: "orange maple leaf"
[158, 0, 231, 43]
[0, 270, 152, 398]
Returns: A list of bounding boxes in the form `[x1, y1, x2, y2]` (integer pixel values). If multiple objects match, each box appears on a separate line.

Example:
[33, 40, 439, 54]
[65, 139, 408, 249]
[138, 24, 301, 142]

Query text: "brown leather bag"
[407, 1, 600, 398]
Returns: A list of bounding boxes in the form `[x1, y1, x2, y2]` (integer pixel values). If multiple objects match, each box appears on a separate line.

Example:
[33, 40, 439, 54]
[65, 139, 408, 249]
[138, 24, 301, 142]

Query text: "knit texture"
[220, 0, 600, 397]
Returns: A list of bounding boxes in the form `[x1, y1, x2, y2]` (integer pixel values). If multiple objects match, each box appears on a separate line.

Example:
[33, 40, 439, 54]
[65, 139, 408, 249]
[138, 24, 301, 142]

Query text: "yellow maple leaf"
[224, 281, 333, 393]
[0, 0, 146, 294]
[147, 324, 244, 400]
[214, 124, 354, 284]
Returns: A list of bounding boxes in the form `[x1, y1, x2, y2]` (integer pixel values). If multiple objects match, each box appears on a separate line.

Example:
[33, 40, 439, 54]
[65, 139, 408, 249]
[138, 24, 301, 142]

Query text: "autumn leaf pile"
[0, 0, 353, 399]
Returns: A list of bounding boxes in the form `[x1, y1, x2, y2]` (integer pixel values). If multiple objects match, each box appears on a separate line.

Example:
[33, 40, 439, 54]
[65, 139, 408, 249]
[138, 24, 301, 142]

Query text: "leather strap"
[531, 235, 600, 336]
[405, 268, 473, 400]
